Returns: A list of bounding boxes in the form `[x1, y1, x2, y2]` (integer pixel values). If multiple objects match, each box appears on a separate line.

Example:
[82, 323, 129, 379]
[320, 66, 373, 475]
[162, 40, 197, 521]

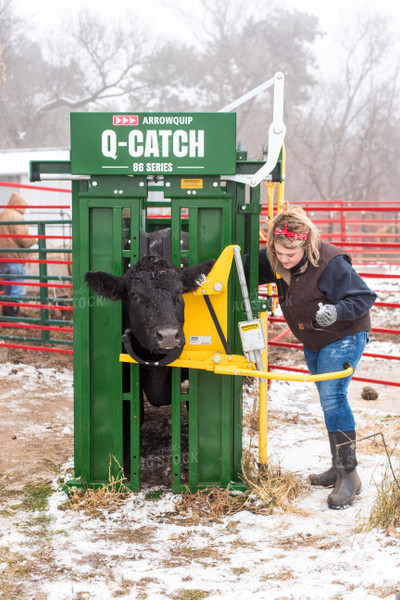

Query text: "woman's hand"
[315, 304, 337, 327]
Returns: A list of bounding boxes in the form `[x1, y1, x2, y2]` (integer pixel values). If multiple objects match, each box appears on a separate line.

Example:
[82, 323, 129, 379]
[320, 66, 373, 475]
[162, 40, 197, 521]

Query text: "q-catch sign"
[70, 112, 237, 176]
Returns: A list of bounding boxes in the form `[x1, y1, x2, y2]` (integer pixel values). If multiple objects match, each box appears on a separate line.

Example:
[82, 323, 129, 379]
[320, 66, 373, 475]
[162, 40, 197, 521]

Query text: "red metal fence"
[261, 199, 400, 265]
[261, 199, 400, 387]
[0, 181, 72, 354]
[1, 186, 399, 388]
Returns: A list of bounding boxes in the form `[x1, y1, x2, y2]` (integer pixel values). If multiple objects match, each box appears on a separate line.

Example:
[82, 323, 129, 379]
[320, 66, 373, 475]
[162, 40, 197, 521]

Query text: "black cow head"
[85, 254, 214, 359]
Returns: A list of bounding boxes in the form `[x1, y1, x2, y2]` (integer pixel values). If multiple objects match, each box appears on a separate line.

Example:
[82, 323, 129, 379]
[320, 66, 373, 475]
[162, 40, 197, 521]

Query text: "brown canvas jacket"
[271, 242, 371, 351]
[0, 193, 37, 262]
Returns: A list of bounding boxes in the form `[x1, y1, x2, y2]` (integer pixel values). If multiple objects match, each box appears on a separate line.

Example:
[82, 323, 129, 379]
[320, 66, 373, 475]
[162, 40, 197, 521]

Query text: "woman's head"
[267, 202, 320, 270]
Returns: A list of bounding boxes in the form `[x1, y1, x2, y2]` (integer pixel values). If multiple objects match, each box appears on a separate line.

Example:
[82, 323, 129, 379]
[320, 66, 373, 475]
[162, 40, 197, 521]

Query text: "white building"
[0, 147, 71, 223]
[0, 146, 71, 233]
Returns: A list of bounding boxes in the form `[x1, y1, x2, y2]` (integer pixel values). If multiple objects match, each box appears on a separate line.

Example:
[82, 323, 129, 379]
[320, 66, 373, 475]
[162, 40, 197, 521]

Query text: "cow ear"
[180, 259, 215, 293]
[85, 271, 126, 300]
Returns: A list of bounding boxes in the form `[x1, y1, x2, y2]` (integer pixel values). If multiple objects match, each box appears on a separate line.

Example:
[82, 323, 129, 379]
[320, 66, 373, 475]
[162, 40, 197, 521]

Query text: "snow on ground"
[1, 360, 400, 600]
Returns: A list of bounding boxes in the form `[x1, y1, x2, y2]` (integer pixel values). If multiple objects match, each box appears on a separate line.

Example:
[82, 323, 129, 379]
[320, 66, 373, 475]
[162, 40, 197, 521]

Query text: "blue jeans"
[2, 263, 26, 299]
[303, 332, 369, 433]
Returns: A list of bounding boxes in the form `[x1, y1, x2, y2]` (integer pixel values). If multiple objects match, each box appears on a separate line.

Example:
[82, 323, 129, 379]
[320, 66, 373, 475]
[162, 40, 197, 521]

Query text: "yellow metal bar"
[120, 350, 250, 372]
[259, 229, 267, 243]
[277, 143, 286, 212]
[267, 151, 285, 313]
[119, 352, 353, 382]
[265, 181, 276, 219]
[213, 364, 353, 382]
[259, 311, 268, 465]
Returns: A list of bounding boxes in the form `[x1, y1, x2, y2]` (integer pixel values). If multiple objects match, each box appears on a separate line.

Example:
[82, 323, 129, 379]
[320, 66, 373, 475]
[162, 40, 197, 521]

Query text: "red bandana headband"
[274, 222, 309, 243]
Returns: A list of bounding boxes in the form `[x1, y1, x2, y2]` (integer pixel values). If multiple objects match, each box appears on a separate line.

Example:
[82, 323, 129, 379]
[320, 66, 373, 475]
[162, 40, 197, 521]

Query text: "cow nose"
[156, 327, 180, 349]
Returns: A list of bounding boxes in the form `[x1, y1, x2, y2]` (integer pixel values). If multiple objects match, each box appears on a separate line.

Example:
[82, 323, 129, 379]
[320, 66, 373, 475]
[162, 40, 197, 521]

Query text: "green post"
[38, 223, 49, 343]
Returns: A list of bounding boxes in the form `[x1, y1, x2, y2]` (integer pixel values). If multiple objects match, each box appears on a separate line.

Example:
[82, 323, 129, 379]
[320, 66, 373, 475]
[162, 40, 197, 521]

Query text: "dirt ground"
[0, 260, 399, 599]
[0, 321, 398, 496]
[0, 342, 187, 493]
[0, 309, 399, 600]
[0, 347, 73, 492]
[1, 263, 398, 494]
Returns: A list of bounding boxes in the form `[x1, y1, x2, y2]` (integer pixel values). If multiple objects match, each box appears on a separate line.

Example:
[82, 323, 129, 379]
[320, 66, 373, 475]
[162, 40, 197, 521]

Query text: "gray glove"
[315, 304, 337, 327]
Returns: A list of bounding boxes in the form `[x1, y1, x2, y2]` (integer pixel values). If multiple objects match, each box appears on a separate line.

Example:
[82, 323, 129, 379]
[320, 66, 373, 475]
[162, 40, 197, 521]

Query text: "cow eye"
[129, 291, 140, 301]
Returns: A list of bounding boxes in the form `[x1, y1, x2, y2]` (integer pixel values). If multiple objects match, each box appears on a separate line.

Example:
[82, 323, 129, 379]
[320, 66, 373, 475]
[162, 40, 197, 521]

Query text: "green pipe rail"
[0, 218, 73, 352]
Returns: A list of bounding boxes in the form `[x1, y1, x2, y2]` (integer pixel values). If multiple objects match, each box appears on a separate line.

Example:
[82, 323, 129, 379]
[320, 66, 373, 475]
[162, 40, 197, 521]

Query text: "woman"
[249, 203, 377, 509]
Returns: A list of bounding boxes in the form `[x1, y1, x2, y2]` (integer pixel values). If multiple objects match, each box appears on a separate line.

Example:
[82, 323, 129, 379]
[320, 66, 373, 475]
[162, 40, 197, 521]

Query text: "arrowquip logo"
[113, 115, 138, 126]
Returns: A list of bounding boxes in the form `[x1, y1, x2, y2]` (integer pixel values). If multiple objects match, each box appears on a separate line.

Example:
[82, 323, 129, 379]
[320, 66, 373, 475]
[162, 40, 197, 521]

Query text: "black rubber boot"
[2, 305, 20, 317]
[307, 432, 337, 487]
[327, 431, 361, 509]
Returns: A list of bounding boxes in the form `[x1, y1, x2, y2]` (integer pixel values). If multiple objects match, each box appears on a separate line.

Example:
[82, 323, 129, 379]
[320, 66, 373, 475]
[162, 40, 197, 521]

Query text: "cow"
[84, 244, 214, 407]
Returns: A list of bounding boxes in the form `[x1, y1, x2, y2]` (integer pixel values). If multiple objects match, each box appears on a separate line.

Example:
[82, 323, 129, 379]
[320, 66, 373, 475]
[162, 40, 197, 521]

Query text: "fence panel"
[1, 190, 399, 388]
[260, 199, 400, 387]
[0, 182, 72, 354]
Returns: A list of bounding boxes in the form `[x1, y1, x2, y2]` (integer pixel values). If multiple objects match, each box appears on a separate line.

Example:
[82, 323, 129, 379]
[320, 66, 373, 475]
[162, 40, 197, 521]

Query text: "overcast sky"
[11, 0, 400, 84]
[13, 0, 400, 40]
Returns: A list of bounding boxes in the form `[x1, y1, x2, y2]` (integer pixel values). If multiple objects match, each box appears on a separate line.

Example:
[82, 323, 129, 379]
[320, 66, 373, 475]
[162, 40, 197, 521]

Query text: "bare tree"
[0, 0, 320, 152]
[0, 1, 9, 89]
[137, 0, 320, 159]
[2, 0, 399, 209]
[0, 6, 156, 147]
[288, 11, 400, 203]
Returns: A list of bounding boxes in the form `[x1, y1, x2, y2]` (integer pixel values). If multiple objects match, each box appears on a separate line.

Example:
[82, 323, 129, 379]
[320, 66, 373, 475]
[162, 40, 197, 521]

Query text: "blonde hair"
[267, 202, 320, 271]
